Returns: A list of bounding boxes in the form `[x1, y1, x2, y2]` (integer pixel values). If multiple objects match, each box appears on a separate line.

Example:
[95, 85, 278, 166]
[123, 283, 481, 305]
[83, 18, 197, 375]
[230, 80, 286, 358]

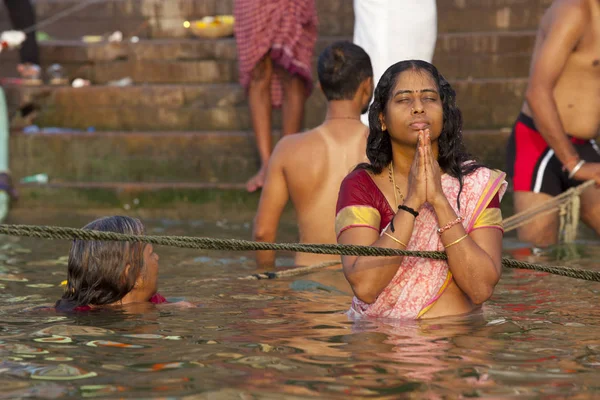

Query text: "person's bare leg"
[246, 55, 273, 192]
[513, 191, 560, 246]
[281, 71, 306, 136]
[578, 186, 600, 235]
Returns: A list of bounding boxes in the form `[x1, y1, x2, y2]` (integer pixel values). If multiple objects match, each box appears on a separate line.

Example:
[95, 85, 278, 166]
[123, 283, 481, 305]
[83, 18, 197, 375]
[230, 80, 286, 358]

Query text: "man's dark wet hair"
[317, 41, 373, 101]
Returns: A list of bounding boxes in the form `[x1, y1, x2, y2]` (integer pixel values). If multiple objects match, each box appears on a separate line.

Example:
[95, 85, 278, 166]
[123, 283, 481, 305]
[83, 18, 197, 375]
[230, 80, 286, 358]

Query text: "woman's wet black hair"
[56, 216, 147, 310]
[358, 60, 485, 209]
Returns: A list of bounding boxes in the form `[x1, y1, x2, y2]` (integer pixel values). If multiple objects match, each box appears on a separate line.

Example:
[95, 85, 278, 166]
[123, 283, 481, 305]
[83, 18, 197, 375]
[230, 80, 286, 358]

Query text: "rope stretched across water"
[502, 180, 594, 241]
[0, 223, 598, 283]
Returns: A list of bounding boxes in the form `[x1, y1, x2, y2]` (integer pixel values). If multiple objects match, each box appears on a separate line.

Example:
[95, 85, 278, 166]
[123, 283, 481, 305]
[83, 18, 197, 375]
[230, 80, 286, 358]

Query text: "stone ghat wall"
[0, 0, 551, 38]
[0, 0, 552, 211]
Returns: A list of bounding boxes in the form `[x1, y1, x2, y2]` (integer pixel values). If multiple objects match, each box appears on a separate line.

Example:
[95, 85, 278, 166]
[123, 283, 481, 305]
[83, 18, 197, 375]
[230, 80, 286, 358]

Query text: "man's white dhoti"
[353, 0, 437, 125]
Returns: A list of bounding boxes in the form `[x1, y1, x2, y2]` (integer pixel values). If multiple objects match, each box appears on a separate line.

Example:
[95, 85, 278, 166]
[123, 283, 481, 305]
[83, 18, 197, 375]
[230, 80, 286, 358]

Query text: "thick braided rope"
[503, 180, 594, 235]
[0, 224, 598, 282]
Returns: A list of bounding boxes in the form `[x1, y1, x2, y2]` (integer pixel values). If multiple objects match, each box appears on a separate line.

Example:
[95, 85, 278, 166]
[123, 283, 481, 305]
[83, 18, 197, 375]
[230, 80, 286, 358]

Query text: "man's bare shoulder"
[270, 128, 326, 165]
[279, 127, 329, 150]
[542, 0, 588, 30]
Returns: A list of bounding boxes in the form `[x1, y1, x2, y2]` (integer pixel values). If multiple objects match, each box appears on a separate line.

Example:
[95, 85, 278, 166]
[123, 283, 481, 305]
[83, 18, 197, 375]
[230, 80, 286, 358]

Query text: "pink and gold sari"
[335, 166, 507, 319]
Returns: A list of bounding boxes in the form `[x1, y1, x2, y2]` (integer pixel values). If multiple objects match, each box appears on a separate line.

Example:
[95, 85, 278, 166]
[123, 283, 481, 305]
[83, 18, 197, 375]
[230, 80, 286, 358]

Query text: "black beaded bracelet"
[398, 204, 419, 218]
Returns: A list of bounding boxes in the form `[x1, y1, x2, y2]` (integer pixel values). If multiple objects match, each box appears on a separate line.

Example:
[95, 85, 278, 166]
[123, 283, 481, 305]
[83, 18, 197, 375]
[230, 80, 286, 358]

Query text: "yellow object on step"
[184, 15, 235, 38]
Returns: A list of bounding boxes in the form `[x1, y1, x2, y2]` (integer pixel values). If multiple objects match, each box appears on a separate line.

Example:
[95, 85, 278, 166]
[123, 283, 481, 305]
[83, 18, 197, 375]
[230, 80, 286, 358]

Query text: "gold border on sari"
[335, 206, 381, 238]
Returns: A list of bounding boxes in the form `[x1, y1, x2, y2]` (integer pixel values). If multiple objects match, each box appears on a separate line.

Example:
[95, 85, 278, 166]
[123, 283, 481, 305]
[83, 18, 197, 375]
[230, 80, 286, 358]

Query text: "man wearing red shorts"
[506, 0, 600, 246]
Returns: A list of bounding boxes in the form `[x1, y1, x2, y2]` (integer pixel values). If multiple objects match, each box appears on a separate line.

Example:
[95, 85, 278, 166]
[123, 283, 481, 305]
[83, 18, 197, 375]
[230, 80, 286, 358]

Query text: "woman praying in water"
[335, 60, 507, 319]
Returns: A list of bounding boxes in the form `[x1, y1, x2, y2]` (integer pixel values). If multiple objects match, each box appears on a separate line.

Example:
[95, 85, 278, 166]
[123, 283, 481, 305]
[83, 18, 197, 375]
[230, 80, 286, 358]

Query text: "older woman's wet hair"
[359, 60, 484, 208]
[60, 216, 147, 308]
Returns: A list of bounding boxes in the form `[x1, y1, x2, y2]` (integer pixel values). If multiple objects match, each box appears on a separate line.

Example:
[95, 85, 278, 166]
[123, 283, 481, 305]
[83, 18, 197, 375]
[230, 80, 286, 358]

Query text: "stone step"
[11, 131, 264, 184]
[12, 183, 264, 221]
[4, 78, 526, 131]
[0, 0, 549, 42]
[12, 31, 538, 65]
[0, 31, 537, 82]
[4, 83, 324, 131]
[10, 129, 510, 186]
[0, 38, 241, 84]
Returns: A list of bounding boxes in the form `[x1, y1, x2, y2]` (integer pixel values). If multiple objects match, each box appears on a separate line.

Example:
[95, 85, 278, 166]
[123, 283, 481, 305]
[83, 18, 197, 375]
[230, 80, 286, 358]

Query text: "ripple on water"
[86, 340, 147, 349]
[0, 343, 49, 355]
[44, 357, 74, 362]
[34, 325, 114, 337]
[0, 361, 97, 380]
[126, 361, 198, 372]
[34, 335, 73, 344]
[0, 380, 69, 399]
[79, 385, 128, 398]
[123, 334, 183, 340]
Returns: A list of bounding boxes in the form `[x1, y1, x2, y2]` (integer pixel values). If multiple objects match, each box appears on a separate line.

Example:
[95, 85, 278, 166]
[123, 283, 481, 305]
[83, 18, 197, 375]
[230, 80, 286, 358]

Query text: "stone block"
[11, 185, 265, 222]
[88, 59, 235, 84]
[435, 31, 537, 55]
[10, 131, 263, 183]
[435, 53, 531, 79]
[453, 78, 527, 129]
[129, 39, 237, 61]
[438, 0, 552, 32]
[463, 129, 511, 170]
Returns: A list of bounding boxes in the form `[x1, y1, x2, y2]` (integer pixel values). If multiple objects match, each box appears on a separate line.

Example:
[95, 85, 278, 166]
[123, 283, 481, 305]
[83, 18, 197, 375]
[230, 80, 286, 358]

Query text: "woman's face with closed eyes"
[379, 69, 443, 147]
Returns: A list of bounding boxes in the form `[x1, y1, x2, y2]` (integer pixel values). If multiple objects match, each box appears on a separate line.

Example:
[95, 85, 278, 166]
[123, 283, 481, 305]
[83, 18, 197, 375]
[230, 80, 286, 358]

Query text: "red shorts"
[506, 113, 600, 196]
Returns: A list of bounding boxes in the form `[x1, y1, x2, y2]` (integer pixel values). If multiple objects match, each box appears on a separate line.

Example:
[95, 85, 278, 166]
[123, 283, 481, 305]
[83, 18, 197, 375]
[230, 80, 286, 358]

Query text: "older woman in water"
[55, 216, 190, 312]
[335, 60, 507, 319]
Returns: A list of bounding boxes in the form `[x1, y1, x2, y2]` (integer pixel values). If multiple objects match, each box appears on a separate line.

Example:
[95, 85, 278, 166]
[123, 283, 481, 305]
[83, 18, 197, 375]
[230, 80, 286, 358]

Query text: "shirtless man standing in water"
[253, 41, 373, 268]
[506, 0, 600, 246]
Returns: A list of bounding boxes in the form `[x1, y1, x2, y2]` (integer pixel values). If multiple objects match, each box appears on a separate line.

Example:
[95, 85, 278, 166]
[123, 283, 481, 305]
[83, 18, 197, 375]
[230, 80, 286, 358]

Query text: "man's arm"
[525, 1, 586, 168]
[252, 139, 291, 268]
